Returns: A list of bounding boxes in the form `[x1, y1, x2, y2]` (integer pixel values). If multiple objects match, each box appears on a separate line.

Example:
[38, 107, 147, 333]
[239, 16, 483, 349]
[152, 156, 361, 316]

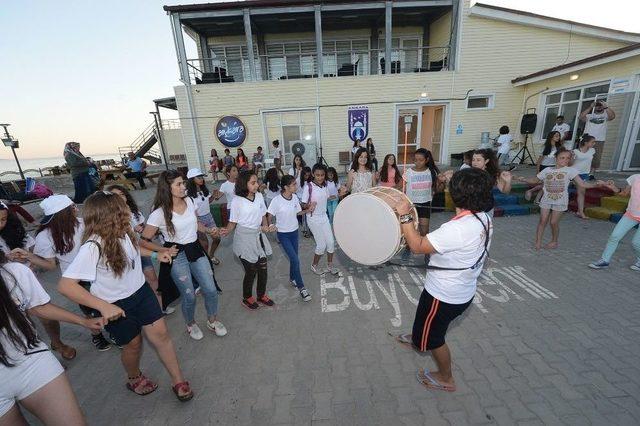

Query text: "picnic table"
[98, 168, 137, 190]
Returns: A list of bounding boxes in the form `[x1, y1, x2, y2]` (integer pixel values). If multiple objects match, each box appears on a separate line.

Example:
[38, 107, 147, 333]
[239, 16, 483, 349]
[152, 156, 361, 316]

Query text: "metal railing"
[186, 45, 450, 84]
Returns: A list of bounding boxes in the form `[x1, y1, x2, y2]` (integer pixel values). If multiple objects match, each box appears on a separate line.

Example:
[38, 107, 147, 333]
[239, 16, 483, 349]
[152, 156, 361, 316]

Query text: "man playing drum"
[395, 168, 494, 392]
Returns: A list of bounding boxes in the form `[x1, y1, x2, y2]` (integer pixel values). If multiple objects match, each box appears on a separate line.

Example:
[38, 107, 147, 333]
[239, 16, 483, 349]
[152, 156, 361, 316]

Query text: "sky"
[0, 0, 637, 160]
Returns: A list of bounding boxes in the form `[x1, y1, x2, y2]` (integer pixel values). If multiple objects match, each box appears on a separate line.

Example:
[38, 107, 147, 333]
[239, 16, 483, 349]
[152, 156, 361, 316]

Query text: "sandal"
[51, 342, 77, 360]
[126, 373, 158, 396]
[172, 381, 194, 402]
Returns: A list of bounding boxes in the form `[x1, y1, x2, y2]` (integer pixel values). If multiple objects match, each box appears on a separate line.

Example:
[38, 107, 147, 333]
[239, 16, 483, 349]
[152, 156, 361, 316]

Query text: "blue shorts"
[198, 213, 216, 228]
[104, 283, 163, 346]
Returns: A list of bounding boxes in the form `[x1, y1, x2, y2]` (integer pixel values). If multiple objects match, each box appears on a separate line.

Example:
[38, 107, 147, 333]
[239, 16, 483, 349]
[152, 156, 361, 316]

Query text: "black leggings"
[240, 257, 267, 299]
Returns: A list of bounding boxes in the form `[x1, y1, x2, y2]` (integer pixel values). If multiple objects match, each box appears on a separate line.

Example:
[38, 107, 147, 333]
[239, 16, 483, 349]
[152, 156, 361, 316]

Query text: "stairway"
[568, 186, 630, 223]
[492, 183, 538, 217]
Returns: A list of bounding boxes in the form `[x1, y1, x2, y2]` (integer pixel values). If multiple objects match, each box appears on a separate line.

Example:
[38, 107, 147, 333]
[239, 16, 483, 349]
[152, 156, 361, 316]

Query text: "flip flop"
[416, 369, 456, 392]
[392, 332, 414, 349]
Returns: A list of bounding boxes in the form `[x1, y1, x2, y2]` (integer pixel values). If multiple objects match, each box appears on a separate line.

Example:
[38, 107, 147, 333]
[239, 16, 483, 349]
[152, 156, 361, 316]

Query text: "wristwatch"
[399, 214, 414, 224]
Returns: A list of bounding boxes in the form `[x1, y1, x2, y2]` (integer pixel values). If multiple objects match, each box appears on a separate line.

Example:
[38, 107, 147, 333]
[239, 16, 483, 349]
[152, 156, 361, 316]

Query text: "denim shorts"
[198, 213, 216, 228]
[140, 255, 154, 270]
[104, 283, 163, 346]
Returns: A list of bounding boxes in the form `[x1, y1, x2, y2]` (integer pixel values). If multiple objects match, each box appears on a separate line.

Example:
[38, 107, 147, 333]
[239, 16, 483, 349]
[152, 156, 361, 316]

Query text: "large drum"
[333, 187, 418, 265]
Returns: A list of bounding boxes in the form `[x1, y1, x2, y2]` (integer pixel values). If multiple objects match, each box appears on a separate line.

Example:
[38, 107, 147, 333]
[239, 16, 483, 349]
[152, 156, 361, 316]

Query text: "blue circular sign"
[215, 115, 247, 148]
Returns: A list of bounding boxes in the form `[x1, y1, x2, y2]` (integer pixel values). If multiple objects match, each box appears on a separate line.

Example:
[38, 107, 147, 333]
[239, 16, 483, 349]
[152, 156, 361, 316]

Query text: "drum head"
[333, 192, 401, 265]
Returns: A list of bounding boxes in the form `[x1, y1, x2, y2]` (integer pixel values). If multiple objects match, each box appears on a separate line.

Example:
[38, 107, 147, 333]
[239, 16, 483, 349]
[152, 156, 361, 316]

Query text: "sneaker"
[630, 259, 640, 271]
[588, 259, 609, 269]
[300, 288, 312, 302]
[311, 264, 326, 275]
[92, 333, 112, 352]
[257, 295, 275, 307]
[242, 297, 259, 310]
[290, 279, 298, 288]
[206, 320, 228, 337]
[327, 264, 343, 277]
[187, 323, 204, 340]
[163, 306, 176, 315]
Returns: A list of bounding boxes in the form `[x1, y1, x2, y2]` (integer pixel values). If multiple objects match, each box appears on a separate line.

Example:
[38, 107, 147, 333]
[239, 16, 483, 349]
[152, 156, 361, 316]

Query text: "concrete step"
[584, 206, 616, 221]
[600, 195, 630, 212]
[494, 194, 519, 206]
[499, 204, 531, 216]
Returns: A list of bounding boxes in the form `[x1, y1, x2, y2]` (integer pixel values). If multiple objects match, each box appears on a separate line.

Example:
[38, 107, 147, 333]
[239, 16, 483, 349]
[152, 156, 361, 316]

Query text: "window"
[208, 45, 261, 82]
[466, 95, 494, 110]
[540, 82, 610, 141]
[263, 110, 318, 167]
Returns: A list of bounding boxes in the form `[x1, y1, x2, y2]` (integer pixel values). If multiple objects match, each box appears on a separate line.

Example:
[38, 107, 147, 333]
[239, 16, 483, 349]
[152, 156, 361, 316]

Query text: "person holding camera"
[579, 100, 615, 173]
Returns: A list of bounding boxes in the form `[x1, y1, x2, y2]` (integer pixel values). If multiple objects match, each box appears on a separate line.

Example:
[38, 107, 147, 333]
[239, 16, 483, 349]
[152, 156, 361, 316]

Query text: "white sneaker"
[206, 320, 228, 337]
[163, 306, 176, 315]
[195, 287, 202, 296]
[630, 259, 640, 271]
[311, 264, 326, 275]
[327, 264, 343, 277]
[187, 323, 203, 340]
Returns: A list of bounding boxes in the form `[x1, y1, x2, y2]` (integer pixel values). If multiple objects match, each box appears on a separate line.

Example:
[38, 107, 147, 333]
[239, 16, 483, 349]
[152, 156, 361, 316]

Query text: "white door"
[623, 97, 640, 170]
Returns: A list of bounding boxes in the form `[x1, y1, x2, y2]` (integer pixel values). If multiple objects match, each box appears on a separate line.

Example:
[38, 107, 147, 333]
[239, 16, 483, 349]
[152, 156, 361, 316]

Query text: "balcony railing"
[186, 46, 449, 84]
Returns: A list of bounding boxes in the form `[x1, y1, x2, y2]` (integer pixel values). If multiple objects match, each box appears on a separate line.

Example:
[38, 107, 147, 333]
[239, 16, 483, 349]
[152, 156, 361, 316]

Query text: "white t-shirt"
[63, 234, 145, 303]
[267, 194, 301, 233]
[571, 148, 595, 174]
[229, 193, 267, 229]
[191, 191, 212, 217]
[301, 181, 329, 224]
[537, 166, 579, 209]
[1, 262, 51, 365]
[584, 112, 608, 141]
[326, 181, 339, 198]
[496, 134, 513, 155]
[552, 122, 571, 139]
[625, 175, 640, 221]
[459, 164, 471, 170]
[147, 199, 198, 245]
[403, 168, 433, 204]
[540, 148, 557, 167]
[273, 147, 282, 159]
[219, 181, 236, 206]
[264, 189, 280, 205]
[33, 219, 84, 274]
[0, 234, 35, 255]
[130, 212, 145, 228]
[425, 212, 492, 304]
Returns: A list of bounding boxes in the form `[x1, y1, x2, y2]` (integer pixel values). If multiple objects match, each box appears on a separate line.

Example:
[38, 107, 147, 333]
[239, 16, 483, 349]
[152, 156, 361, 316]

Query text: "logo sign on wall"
[348, 106, 369, 142]
[215, 115, 247, 147]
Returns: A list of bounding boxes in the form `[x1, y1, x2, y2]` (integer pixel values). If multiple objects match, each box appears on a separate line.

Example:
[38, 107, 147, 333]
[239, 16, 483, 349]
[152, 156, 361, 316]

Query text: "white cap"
[39, 195, 74, 224]
[186, 168, 205, 179]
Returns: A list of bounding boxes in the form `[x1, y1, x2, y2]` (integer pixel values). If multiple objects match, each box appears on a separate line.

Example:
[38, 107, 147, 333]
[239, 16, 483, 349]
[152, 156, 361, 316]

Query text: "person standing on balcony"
[63, 142, 95, 204]
[579, 100, 615, 174]
[124, 152, 147, 190]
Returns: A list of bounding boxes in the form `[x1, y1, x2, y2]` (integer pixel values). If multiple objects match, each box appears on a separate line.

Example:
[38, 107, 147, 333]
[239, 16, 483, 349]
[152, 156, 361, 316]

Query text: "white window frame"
[466, 94, 495, 111]
[260, 107, 321, 167]
[536, 80, 612, 143]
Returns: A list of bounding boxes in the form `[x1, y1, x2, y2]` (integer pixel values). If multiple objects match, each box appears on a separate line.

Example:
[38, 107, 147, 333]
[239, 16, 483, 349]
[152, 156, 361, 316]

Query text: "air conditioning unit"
[290, 140, 317, 167]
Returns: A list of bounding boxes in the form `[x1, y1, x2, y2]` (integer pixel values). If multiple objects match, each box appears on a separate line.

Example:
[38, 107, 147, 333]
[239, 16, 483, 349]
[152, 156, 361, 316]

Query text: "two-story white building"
[163, 0, 640, 172]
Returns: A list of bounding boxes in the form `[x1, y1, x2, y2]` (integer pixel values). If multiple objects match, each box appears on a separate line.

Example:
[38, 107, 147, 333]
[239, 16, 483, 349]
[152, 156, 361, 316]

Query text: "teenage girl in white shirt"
[185, 170, 223, 265]
[0, 251, 102, 425]
[525, 131, 562, 202]
[142, 170, 227, 341]
[301, 164, 342, 277]
[571, 134, 597, 219]
[220, 170, 277, 310]
[59, 191, 194, 401]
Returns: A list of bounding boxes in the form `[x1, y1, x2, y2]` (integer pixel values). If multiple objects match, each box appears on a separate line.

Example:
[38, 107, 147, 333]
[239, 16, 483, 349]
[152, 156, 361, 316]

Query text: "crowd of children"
[2, 130, 639, 423]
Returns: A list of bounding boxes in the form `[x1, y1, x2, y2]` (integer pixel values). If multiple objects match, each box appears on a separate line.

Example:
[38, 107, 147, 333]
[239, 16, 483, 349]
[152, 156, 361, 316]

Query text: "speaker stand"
[511, 134, 535, 166]
[317, 143, 329, 168]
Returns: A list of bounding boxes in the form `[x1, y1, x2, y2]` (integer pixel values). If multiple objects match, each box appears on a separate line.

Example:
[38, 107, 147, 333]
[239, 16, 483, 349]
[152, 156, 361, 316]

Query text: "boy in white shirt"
[394, 168, 493, 392]
[495, 125, 513, 166]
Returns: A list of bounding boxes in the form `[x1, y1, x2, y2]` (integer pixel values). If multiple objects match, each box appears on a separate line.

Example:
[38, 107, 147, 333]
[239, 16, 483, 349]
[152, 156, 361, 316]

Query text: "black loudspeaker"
[520, 113, 537, 134]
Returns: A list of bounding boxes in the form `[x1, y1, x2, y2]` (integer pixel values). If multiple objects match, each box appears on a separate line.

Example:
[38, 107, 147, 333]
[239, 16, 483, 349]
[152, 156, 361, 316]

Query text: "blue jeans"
[601, 216, 640, 262]
[170, 251, 218, 323]
[73, 171, 95, 204]
[278, 230, 304, 289]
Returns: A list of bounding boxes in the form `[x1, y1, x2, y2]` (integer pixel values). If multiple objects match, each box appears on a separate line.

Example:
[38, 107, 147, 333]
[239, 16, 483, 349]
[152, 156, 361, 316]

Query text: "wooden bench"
[338, 151, 352, 174]
[98, 170, 137, 190]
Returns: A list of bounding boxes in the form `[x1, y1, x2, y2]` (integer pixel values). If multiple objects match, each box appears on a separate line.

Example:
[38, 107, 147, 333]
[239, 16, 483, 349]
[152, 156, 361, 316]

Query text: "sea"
[0, 154, 121, 178]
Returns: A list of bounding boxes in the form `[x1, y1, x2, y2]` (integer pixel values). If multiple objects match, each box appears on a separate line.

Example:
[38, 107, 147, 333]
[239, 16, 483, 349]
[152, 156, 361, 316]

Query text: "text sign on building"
[215, 116, 247, 147]
[348, 106, 369, 142]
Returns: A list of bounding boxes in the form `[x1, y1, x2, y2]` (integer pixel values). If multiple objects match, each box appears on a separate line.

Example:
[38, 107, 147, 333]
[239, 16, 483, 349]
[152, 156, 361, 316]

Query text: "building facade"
[163, 0, 640, 171]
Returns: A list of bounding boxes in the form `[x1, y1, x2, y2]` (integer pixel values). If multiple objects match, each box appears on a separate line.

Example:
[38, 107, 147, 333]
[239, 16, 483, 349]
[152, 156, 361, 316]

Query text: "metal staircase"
[118, 121, 162, 164]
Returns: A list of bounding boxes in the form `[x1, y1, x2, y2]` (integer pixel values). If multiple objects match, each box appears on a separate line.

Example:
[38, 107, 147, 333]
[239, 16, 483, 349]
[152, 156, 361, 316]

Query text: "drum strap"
[307, 182, 313, 216]
[425, 212, 491, 271]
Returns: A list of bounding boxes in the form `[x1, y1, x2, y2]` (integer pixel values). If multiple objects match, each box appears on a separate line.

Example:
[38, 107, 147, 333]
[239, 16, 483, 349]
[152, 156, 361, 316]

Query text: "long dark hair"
[380, 154, 402, 184]
[578, 133, 596, 148]
[36, 205, 79, 255]
[473, 149, 500, 181]
[210, 149, 218, 158]
[152, 170, 182, 237]
[542, 131, 562, 156]
[280, 175, 296, 192]
[366, 138, 375, 154]
[350, 148, 371, 172]
[236, 148, 247, 164]
[106, 184, 142, 220]
[326, 167, 338, 183]
[235, 170, 257, 198]
[265, 168, 280, 192]
[299, 166, 312, 188]
[0, 205, 26, 250]
[186, 176, 209, 199]
[292, 154, 306, 169]
[311, 163, 327, 187]
[0, 251, 40, 366]
[415, 148, 440, 184]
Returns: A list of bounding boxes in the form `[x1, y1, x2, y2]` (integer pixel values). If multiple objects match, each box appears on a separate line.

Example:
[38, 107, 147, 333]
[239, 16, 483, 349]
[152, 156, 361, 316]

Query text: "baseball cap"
[39, 195, 74, 225]
[186, 168, 205, 179]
